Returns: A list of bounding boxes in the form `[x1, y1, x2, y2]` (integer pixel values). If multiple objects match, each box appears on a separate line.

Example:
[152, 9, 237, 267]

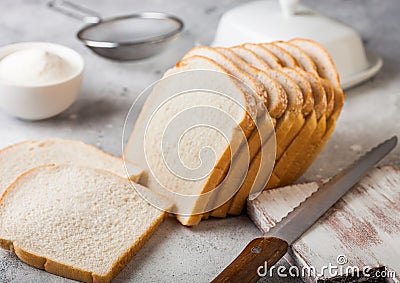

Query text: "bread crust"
[261, 43, 299, 68]
[242, 43, 281, 69]
[267, 71, 326, 188]
[264, 39, 343, 189]
[280, 67, 314, 116]
[273, 41, 318, 75]
[288, 89, 343, 183]
[280, 39, 344, 185]
[228, 39, 343, 214]
[5, 212, 166, 283]
[182, 46, 267, 100]
[0, 140, 35, 155]
[194, 48, 278, 219]
[267, 77, 327, 187]
[208, 46, 306, 218]
[212, 46, 306, 217]
[0, 164, 169, 283]
[230, 46, 288, 118]
[127, 39, 344, 222]
[0, 139, 144, 195]
[289, 38, 341, 88]
[156, 56, 259, 225]
[270, 111, 318, 186]
[208, 116, 270, 218]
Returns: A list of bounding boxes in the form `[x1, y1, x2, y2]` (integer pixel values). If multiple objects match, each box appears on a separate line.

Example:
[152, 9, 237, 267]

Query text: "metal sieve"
[48, 0, 184, 61]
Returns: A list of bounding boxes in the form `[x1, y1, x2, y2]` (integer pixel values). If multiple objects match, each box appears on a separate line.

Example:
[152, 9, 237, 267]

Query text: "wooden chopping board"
[247, 166, 400, 282]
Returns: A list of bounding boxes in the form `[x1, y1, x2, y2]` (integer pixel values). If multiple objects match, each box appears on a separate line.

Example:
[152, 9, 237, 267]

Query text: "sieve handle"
[48, 0, 102, 24]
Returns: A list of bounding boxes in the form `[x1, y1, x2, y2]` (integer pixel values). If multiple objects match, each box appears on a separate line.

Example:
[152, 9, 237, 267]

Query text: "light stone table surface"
[0, 0, 399, 282]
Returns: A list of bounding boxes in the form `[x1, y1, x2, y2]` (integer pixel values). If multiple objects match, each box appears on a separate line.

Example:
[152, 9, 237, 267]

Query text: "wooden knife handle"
[212, 236, 288, 283]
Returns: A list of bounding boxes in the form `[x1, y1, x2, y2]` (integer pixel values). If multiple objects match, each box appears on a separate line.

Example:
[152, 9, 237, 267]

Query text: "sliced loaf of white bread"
[124, 55, 263, 226]
[124, 39, 344, 225]
[0, 139, 144, 196]
[0, 164, 172, 283]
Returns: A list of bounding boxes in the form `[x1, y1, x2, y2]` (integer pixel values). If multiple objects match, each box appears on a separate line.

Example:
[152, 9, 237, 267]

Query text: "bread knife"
[212, 136, 398, 283]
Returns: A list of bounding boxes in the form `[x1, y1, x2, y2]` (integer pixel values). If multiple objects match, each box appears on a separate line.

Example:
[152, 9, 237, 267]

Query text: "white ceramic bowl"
[0, 42, 84, 120]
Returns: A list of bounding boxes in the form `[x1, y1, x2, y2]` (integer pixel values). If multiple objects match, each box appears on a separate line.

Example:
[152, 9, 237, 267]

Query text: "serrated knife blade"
[212, 136, 398, 283]
[267, 135, 398, 244]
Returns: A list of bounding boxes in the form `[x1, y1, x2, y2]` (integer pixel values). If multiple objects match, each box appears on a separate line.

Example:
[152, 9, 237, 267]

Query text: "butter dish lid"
[212, 0, 382, 89]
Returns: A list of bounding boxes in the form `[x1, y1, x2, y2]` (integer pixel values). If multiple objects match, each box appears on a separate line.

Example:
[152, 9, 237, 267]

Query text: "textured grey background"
[0, 0, 399, 282]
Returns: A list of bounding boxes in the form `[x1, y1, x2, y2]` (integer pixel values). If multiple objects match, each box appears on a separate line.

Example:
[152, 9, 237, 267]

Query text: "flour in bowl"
[0, 48, 76, 86]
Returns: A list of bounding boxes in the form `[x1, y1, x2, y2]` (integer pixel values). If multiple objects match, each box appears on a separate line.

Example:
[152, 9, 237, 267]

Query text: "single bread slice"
[261, 43, 298, 68]
[242, 43, 281, 69]
[298, 70, 328, 119]
[279, 67, 314, 116]
[272, 41, 318, 75]
[320, 78, 335, 118]
[290, 39, 341, 88]
[0, 139, 144, 196]
[0, 164, 172, 283]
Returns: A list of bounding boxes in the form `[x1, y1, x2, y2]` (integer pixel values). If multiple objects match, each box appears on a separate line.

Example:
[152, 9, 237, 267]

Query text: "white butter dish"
[212, 0, 382, 89]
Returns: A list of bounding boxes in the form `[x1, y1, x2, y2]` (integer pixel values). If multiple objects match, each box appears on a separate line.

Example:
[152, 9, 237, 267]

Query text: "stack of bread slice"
[126, 38, 344, 226]
[0, 139, 172, 283]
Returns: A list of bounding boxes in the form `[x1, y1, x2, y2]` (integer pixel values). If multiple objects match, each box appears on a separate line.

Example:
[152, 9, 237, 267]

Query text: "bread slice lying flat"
[0, 139, 144, 196]
[0, 164, 172, 283]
